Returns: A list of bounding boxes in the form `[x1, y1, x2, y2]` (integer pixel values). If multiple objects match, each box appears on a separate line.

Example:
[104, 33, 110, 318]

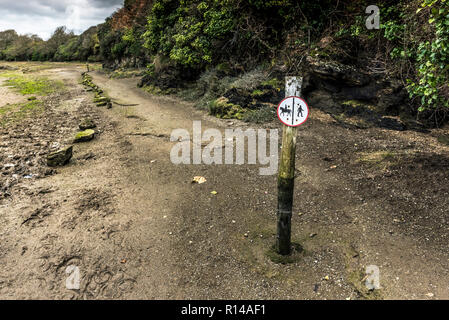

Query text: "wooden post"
[276, 76, 302, 255]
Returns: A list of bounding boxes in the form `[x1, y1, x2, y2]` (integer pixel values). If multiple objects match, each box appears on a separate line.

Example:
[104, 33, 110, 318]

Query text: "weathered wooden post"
[276, 76, 303, 255]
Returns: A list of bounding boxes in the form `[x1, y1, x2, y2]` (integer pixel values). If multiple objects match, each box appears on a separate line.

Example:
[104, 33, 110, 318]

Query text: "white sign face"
[277, 96, 309, 127]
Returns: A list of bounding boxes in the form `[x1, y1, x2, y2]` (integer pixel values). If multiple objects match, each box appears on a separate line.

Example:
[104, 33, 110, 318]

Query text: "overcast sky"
[0, 0, 123, 40]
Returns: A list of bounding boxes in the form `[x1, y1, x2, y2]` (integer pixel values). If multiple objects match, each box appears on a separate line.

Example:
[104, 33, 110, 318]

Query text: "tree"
[46, 26, 75, 60]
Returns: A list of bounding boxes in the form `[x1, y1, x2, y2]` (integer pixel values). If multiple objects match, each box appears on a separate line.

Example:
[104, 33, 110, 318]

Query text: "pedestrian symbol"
[277, 96, 309, 127]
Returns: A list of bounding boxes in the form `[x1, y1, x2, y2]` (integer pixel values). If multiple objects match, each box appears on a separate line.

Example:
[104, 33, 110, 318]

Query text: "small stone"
[437, 135, 449, 146]
[426, 292, 434, 298]
[81, 152, 95, 160]
[47, 146, 73, 167]
[79, 119, 96, 130]
[74, 129, 95, 143]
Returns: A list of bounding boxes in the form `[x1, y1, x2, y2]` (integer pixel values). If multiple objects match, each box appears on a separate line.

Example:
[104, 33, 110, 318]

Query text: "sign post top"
[285, 76, 303, 97]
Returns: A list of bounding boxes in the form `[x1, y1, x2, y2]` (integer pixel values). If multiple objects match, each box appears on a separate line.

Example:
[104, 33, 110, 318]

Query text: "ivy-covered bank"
[407, 0, 449, 113]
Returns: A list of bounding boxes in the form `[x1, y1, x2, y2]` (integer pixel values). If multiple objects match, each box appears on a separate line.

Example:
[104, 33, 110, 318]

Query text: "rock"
[81, 152, 95, 160]
[47, 146, 73, 167]
[79, 119, 96, 130]
[437, 135, 449, 146]
[377, 116, 406, 131]
[306, 56, 371, 86]
[74, 129, 95, 143]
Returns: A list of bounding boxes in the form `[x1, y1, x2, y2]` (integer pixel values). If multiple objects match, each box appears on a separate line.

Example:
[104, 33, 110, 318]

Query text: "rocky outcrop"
[74, 129, 95, 143]
[302, 57, 421, 131]
[79, 119, 96, 131]
[47, 146, 73, 167]
[304, 57, 409, 113]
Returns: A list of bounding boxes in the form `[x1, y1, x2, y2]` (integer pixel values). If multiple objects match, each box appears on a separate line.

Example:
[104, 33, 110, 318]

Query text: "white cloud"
[0, 0, 122, 40]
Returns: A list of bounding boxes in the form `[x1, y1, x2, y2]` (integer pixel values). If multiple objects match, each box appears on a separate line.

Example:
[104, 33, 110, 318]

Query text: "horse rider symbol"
[280, 105, 291, 117]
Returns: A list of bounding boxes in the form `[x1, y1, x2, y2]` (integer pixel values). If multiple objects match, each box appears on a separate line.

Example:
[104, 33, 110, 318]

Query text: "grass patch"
[357, 151, 396, 165]
[142, 84, 175, 95]
[0, 70, 20, 78]
[0, 100, 44, 127]
[260, 78, 283, 91]
[109, 69, 143, 79]
[2, 74, 63, 96]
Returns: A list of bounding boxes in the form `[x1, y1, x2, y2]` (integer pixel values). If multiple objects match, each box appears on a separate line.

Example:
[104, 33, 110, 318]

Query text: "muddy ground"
[0, 62, 447, 300]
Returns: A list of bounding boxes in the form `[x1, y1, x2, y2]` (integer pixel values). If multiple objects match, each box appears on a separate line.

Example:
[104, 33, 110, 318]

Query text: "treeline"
[0, 26, 100, 62]
[1, 0, 447, 114]
[98, 0, 448, 113]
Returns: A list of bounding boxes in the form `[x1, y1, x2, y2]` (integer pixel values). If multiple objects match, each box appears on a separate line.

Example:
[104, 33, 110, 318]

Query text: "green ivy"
[407, 0, 449, 111]
[144, 0, 235, 69]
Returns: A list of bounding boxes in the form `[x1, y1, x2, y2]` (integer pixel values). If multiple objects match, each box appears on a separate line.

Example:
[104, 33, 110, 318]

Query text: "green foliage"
[333, 0, 448, 114]
[144, 0, 235, 69]
[0, 26, 100, 62]
[208, 97, 246, 120]
[143, 0, 337, 73]
[98, 18, 148, 68]
[1, 0, 445, 118]
[407, 0, 449, 111]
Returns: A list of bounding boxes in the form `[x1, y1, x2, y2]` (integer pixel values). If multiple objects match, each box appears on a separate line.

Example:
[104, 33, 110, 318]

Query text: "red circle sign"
[277, 96, 309, 127]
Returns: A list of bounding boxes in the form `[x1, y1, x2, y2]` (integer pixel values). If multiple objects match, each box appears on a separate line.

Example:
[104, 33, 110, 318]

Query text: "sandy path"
[0, 63, 447, 299]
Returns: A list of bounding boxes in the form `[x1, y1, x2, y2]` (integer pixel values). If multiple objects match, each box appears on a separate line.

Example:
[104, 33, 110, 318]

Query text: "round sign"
[277, 96, 309, 127]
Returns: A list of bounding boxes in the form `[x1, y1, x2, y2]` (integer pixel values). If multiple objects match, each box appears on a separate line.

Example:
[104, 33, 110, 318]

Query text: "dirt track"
[0, 62, 448, 299]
